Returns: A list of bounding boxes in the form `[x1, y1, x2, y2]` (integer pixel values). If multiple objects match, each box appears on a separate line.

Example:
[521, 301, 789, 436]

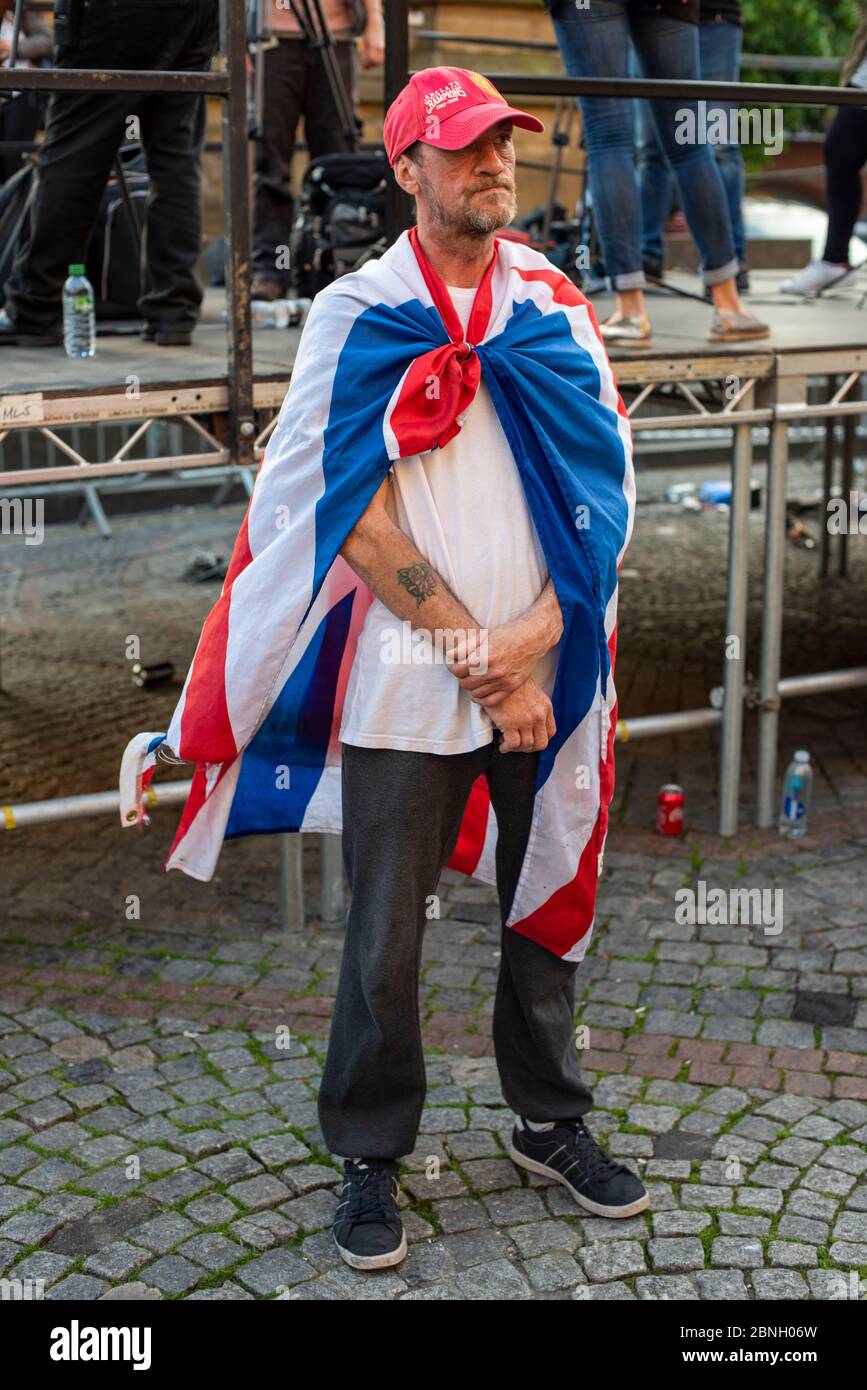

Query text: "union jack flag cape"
[119, 226, 635, 961]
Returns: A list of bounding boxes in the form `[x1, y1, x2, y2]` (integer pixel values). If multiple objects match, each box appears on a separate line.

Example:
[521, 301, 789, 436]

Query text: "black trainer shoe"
[510, 1116, 650, 1218]
[142, 324, 193, 346]
[332, 1158, 407, 1270]
[0, 308, 62, 347]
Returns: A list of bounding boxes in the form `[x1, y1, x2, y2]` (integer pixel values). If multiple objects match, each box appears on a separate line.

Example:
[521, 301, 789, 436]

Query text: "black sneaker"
[0, 308, 62, 347]
[332, 1158, 407, 1270]
[510, 1117, 650, 1218]
[142, 324, 193, 346]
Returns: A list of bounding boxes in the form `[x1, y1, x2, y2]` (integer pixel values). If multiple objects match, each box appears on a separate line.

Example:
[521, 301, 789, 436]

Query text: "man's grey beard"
[420, 179, 518, 237]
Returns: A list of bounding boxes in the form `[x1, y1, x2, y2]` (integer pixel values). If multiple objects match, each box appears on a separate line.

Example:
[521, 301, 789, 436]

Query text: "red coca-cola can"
[656, 784, 684, 836]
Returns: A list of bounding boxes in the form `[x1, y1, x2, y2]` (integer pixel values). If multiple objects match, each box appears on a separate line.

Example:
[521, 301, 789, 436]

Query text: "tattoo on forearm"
[397, 561, 438, 607]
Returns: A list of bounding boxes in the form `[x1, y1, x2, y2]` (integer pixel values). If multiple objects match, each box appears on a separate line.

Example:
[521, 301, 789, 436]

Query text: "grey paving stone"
[785, 1188, 839, 1222]
[748, 1162, 800, 1190]
[451, 1258, 533, 1300]
[832, 1211, 867, 1242]
[231, 1209, 297, 1250]
[808, 1269, 864, 1301]
[138, 1255, 203, 1295]
[437, 1228, 513, 1269]
[829, 1241, 867, 1266]
[431, 1197, 489, 1234]
[800, 1165, 856, 1197]
[0, 1211, 64, 1245]
[248, 1133, 311, 1169]
[7, 1250, 72, 1286]
[83, 1241, 150, 1280]
[482, 1189, 550, 1226]
[820, 1146, 867, 1177]
[680, 1184, 731, 1209]
[735, 1186, 784, 1214]
[523, 1251, 582, 1292]
[694, 1273, 750, 1301]
[196, 1149, 264, 1184]
[573, 1279, 635, 1300]
[235, 1247, 316, 1295]
[281, 1163, 342, 1196]
[579, 1240, 647, 1281]
[768, 1239, 820, 1273]
[648, 1238, 704, 1273]
[509, 1220, 580, 1258]
[127, 1212, 198, 1254]
[45, 1273, 111, 1300]
[185, 1283, 255, 1301]
[710, 1237, 763, 1268]
[718, 1212, 770, 1236]
[579, 1216, 649, 1243]
[652, 1211, 712, 1236]
[178, 1233, 246, 1271]
[142, 1169, 213, 1204]
[643, 1011, 702, 1039]
[19, 1157, 83, 1192]
[749, 1269, 809, 1300]
[636, 1275, 700, 1300]
[756, 1094, 820, 1123]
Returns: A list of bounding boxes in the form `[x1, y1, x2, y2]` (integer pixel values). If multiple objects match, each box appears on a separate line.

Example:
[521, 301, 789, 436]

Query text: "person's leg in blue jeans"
[699, 17, 747, 268]
[548, 0, 767, 342]
[633, 37, 674, 274]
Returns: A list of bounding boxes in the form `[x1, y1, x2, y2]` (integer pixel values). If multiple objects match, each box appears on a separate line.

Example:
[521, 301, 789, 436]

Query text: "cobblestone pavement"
[1, 464, 865, 1300]
[1, 824, 867, 1301]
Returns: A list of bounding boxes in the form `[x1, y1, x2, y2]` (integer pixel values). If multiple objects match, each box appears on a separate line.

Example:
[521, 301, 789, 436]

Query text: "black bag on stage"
[288, 150, 389, 299]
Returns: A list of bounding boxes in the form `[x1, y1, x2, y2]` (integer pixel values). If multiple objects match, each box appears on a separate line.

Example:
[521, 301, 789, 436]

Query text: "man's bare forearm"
[339, 503, 484, 642]
[512, 577, 564, 654]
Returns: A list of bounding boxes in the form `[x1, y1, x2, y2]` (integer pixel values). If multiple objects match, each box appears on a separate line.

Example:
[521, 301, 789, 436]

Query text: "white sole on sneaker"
[333, 1228, 408, 1270]
[509, 1142, 651, 1218]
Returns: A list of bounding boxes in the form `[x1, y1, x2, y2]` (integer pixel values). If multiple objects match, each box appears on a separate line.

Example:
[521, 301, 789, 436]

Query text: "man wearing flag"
[121, 65, 647, 1271]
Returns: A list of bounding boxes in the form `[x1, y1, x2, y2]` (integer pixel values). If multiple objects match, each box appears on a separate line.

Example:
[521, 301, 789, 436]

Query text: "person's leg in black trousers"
[318, 742, 490, 1162]
[823, 104, 867, 265]
[2, 0, 215, 336]
[251, 39, 306, 293]
[138, 4, 219, 334]
[302, 38, 357, 159]
[486, 745, 595, 1124]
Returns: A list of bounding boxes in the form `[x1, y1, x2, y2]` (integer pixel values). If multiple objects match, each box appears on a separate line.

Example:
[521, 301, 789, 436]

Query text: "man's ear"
[393, 153, 420, 197]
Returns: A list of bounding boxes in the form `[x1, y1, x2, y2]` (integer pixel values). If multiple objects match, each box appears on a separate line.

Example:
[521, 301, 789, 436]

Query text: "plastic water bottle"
[778, 750, 813, 838]
[249, 297, 311, 328]
[62, 263, 95, 358]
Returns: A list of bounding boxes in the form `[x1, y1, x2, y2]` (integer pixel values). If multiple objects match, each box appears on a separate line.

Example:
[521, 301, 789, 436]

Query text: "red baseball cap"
[383, 66, 544, 166]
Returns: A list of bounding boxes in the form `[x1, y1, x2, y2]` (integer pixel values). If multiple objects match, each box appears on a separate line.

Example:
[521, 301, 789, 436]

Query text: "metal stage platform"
[2, 271, 865, 841]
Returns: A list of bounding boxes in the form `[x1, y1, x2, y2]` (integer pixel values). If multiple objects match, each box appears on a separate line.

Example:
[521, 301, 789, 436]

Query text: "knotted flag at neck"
[119, 228, 636, 962]
[385, 225, 494, 456]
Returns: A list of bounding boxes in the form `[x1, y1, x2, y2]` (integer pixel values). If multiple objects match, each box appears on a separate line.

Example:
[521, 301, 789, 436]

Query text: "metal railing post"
[220, 0, 255, 470]
[756, 387, 789, 827]
[718, 386, 754, 837]
[384, 0, 411, 245]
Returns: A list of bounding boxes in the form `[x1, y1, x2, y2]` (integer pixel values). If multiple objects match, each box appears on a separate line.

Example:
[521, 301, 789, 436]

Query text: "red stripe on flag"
[447, 773, 490, 876]
[177, 510, 254, 763]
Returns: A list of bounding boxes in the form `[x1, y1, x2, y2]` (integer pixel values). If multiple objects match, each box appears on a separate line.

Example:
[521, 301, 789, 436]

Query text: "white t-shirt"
[338, 284, 559, 755]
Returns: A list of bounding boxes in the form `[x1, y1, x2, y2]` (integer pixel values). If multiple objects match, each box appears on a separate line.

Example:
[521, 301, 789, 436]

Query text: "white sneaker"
[780, 259, 855, 297]
[599, 311, 652, 347]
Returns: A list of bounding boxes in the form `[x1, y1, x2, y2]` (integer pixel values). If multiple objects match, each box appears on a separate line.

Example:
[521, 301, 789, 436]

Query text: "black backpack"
[289, 151, 389, 299]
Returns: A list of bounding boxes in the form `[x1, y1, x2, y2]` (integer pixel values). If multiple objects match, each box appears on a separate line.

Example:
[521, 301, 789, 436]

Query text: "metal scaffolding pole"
[718, 388, 754, 837]
[221, 0, 256, 470]
[756, 401, 789, 828]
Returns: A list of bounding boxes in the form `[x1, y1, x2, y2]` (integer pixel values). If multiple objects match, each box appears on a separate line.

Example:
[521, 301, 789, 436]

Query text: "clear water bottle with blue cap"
[778, 750, 812, 838]
[62, 263, 95, 358]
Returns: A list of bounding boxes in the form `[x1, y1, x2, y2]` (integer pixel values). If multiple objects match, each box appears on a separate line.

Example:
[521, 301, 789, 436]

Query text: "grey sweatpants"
[317, 738, 594, 1161]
